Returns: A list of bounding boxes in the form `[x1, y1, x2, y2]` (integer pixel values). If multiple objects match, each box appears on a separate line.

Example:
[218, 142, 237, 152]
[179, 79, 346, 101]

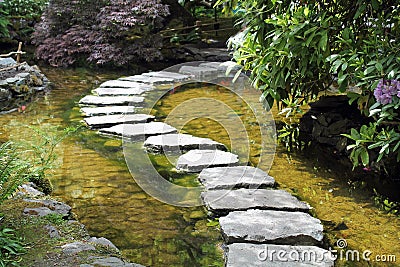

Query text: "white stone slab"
[144, 133, 226, 153]
[99, 122, 177, 140]
[94, 87, 148, 96]
[141, 71, 191, 82]
[198, 166, 275, 190]
[79, 95, 144, 106]
[84, 114, 154, 128]
[226, 243, 334, 267]
[81, 106, 137, 116]
[201, 188, 311, 215]
[119, 75, 175, 85]
[220, 209, 324, 245]
[99, 80, 150, 88]
[176, 149, 239, 172]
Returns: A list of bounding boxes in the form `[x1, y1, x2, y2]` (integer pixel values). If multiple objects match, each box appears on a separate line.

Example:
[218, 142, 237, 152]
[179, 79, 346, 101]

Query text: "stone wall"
[0, 57, 49, 112]
[299, 95, 370, 153]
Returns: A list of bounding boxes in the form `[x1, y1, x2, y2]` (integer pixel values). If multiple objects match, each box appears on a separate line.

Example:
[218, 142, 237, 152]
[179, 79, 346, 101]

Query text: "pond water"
[0, 67, 399, 267]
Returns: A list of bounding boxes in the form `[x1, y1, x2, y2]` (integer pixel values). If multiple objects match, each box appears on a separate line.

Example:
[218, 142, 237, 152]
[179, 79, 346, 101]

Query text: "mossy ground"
[0, 198, 125, 267]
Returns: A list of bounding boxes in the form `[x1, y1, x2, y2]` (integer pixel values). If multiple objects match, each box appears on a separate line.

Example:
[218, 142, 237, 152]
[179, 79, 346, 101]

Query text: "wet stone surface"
[99, 122, 177, 140]
[176, 149, 239, 172]
[94, 87, 148, 96]
[226, 243, 334, 267]
[198, 166, 275, 190]
[219, 209, 324, 245]
[99, 80, 153, 90]
[119, 75, 175, 85]
[79, 95, 145, 106]
[84, 114, 154, 128]
[80, 106, 138, 116]
[144, 133, 226, 153]
[201, 188, 310, 215]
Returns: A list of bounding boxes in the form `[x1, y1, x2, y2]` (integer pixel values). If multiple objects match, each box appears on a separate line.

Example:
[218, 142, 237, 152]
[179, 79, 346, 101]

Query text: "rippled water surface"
[0, 67, 398, 267]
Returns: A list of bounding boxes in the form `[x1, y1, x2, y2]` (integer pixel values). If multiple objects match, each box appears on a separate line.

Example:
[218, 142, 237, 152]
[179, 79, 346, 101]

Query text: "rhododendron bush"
[32, 0, 170, 67]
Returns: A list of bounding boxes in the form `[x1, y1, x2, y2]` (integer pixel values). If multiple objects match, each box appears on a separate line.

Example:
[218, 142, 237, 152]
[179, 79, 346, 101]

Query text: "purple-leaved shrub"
[32, 0, 170, 67]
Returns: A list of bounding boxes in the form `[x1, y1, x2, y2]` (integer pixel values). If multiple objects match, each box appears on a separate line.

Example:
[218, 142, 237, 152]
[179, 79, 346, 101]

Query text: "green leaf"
[318, 31, 328, 51]
[360, 148, 369, 166]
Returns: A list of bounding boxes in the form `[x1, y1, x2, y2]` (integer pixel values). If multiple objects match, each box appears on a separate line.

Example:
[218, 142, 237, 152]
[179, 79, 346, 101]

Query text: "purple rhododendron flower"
[374, 79, 400, 104]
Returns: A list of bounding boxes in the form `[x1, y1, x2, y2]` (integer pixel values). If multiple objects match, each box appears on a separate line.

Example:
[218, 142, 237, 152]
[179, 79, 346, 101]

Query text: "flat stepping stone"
[144, 133, 226, 153]
[81, 106, 137, 116]
[176, 149, 239, 173]
[99, 122, 177, 140]
[178, 66, 217, 78]
[198, 166, 275, 190]
[226, 243, 334, 267]
[84, 114, 154, 128]
[220, 209, 324, 245]
[202, 188, 310, 215]
[198, 62, 221, 69]
[94, 87, 148, 96]
[99, 80, 151, 89]
[119, 75, 175, 85]
[142, 71, 191, 82]
[79, 95, 144, 106]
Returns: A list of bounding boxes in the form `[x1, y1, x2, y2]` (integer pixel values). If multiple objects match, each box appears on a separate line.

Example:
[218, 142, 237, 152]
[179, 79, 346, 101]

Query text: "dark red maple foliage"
[32, 0, 170, 67]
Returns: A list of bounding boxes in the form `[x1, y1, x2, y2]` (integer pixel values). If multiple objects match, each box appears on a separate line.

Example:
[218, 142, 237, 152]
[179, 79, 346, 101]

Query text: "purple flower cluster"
[374, 79, 400, 105]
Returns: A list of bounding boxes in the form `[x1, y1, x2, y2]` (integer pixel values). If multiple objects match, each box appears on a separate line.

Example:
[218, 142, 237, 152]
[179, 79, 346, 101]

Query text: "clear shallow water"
[0, 67, 398, 267]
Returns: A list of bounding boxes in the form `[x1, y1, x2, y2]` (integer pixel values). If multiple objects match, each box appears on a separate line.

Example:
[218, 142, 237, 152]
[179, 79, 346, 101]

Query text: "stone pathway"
[78, 61, 334, 266]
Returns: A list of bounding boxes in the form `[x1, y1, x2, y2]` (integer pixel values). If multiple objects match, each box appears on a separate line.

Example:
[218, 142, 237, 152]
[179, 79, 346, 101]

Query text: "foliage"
[218, 0, 400, 170]
[0, 225, 25, 267]
[23, 126, 77, 194]
[0, 2, 10, 38]
[0, 0, 48, 39]
[0, 142, 30, 205]
[32, 0, 170, 67]
[1, 0, 48, 19]
[344, 80, 400, 169]
[0, 126, 75, 201]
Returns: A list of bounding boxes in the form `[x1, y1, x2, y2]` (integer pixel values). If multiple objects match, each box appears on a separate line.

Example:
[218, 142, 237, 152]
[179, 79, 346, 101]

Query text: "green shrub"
[0, 142, 30, 204]
[0, 225, 25, 267]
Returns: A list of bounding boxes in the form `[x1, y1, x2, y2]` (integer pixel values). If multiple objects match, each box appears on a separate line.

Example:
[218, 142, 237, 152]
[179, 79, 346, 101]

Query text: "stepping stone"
[119, 75, 175, 85]
[79, 95, 144, 106]
[202, 189, 310, 215]
[142, 71, 191, 82]
[144, 133, 227, 153]
[84, 114, 154, 128]
[94, 87, 148, 96]
[219, 209, 324, 245]
[99, 80, 151, 89]
[226, 243, 334, 267]
[176, 149, 239, 173]
[198, 166, 275, 190]
[178, 66, 217, 78]
[198, 62, 221, 69]
[81, 106, 137, 116]
[99, 122, 177, 140]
